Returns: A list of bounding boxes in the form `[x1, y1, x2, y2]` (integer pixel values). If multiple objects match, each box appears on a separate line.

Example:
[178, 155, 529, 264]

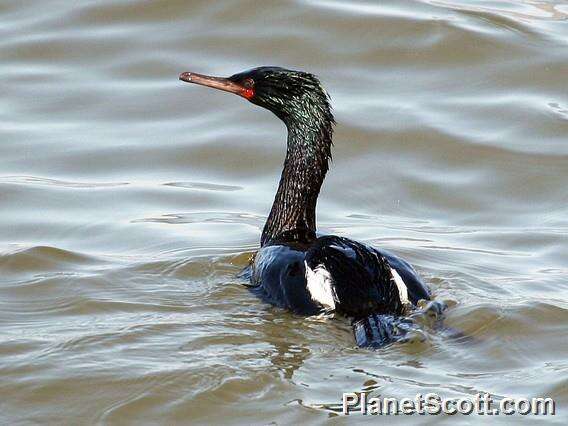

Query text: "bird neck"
[261, 116, 333, 246]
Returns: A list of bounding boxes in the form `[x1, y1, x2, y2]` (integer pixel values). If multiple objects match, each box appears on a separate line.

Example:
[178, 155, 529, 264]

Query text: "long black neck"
[261, 116, 333, 246]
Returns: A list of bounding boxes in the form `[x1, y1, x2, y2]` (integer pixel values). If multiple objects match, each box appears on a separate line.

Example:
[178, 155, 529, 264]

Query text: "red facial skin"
[242, 87, 255, 99]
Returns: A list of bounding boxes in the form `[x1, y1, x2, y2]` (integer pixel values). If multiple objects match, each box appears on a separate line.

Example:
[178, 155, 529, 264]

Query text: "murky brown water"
[1, 0, 567, 424]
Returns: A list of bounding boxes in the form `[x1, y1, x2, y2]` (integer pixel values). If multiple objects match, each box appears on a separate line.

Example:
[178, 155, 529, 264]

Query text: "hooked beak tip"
[179, 72, 192, 82]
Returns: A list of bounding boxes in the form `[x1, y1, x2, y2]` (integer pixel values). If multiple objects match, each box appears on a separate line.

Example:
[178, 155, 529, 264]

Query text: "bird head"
[179, 66, 333, 125]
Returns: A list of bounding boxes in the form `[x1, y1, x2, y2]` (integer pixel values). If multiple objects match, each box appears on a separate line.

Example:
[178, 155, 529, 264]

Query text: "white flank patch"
[390, 267, 409, 305]
[305, 262, 336, 310]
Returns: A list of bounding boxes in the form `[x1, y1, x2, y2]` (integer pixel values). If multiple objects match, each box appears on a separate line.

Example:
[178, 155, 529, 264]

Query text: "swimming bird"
[179, 67, 431, 347]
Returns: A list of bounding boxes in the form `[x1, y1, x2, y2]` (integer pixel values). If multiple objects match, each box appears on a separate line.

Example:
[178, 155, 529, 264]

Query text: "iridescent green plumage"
[228, 67, 335, 246]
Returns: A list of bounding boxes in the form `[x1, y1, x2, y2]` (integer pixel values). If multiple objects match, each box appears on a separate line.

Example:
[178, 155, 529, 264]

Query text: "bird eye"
[242, 78, 254, 88]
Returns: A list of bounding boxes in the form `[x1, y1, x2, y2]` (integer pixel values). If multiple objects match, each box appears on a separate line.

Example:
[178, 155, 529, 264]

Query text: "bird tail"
[352, 314, 397, 348]
[352, 314, 426, 348]
[353, 300, 454, 348]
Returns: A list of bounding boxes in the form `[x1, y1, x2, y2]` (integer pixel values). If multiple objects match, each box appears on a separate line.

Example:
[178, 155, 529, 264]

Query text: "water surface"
[1, 0, 567, 424]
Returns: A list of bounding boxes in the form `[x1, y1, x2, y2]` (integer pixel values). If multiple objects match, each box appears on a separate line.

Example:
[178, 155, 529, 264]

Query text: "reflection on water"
[1, 0, 567, 423]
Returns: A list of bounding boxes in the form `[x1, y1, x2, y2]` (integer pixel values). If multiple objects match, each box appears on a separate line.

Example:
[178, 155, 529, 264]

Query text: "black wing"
[304, 235, 408, 318]
[305, 235, 431, 348]
[376, 248, 430, 304]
